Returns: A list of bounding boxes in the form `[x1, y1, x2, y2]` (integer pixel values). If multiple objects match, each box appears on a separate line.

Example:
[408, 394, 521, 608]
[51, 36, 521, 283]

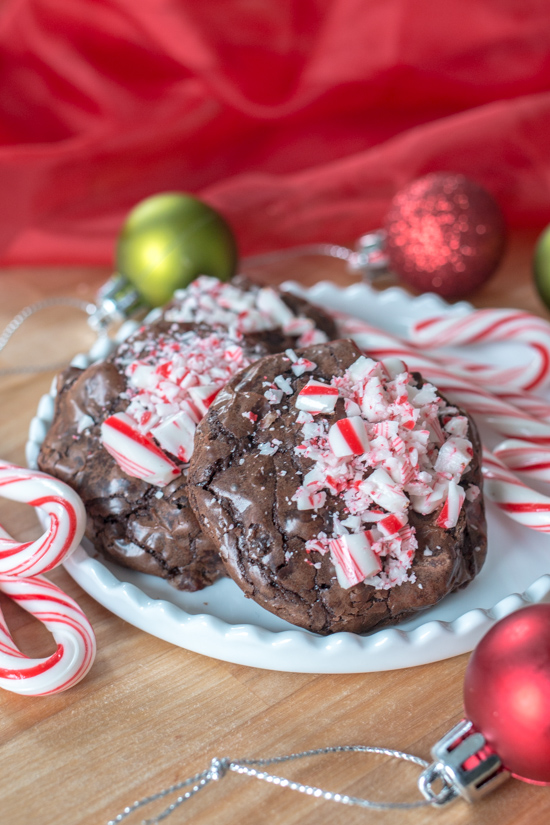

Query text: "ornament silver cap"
[88, 274, 143, 331]
[347, 229, 389, 278]
[418, 718, 510, 806]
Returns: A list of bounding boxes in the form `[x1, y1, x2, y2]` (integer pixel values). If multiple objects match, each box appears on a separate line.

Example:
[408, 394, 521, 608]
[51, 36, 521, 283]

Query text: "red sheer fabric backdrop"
[0, 0, 550, 265]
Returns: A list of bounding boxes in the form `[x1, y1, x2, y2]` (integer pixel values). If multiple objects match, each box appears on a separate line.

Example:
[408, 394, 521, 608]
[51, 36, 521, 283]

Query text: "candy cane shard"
[435, 480, 466, 530]
[328, 416, 370, 457]
[0, 574, 96, 696]
[295, 380, 339, 413]
[101, 412, 181, 487]
[187, 384, 220, 416]
[151, 410, 196, 463]
[293, 488, 327, 511]
[0, 462, 86, 577]
[329, 533, 382, 589]
[256, 287, 295, 326]
[360, 468, 409, 514]
[493, 438, 550, 481]
[482, 449, 550, 533]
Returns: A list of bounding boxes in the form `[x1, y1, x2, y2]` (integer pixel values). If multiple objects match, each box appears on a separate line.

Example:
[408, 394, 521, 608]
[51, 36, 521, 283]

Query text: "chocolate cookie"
[188, 339, 487, 632]
[38, 276, 337, 590]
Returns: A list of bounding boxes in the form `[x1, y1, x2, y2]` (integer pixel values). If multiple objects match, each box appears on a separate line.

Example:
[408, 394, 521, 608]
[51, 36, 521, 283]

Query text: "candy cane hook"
[0, 575, 96, 695]
[0, 461, 95, 695]
[0, 462, 86, 577]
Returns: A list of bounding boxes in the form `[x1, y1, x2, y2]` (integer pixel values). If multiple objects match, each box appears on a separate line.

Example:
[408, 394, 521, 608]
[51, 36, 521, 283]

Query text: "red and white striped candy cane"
[493, 439, 550, 482]
[409, 309, 550, 392]
[414, 350, 545, 396]
[481, 449, 550, 533]
[0, 461, 95, 694]
[0, 462, 86, 577]
[0, 574, 96, 695]
[498, 391, 550, 424]
[338, 317, 550, 445]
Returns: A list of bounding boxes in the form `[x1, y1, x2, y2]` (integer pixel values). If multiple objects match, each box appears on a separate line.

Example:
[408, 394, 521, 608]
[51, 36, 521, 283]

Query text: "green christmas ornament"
[534, 224, 550, 310]
[90, 192, 238, 329]
[116, 192, 238, 306]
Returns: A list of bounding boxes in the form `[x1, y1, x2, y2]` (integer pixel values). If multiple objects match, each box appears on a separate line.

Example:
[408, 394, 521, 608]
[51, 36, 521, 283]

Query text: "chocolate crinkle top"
[37, 275, 337, 591]
[188, 338, 487, 634]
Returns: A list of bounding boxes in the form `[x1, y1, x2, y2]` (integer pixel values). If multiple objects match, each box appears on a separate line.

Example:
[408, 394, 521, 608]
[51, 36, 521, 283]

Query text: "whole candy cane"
[409, 309, 550, 392]
[339, 317, 550, 446]
[0, 574, 96, 695]
[0, 461, 86, 577]
[481, 449, 550, 533]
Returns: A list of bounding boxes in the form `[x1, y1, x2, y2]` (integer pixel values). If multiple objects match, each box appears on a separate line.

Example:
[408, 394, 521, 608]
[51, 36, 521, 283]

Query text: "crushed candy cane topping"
[165, 275, 328, 346]
[101, 326, 256, 484]
[99, 277, 330, 485]
[291, 356, 474, 590]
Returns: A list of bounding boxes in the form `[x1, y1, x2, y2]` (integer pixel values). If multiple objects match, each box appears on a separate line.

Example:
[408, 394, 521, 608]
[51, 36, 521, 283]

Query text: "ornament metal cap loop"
[347, 229, 389, 280]
[88, 274, 143, 331]
[418, 719, 510, 806]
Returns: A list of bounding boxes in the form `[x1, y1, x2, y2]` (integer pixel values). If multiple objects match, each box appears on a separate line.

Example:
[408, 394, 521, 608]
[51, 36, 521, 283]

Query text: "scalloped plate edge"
[64, 548, 550, 673]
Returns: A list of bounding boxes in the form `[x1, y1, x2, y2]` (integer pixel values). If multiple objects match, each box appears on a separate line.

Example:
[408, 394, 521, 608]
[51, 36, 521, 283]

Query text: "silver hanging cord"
[108, 745, 454, 825]
[243, 243, 355, 267]
[242, 230, 389, 277]
[0, 296, 97, 376]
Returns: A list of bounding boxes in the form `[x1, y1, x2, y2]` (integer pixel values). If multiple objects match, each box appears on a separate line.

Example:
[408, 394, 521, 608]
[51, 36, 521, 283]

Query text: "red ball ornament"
[384, 172, 506, 300]
[463, 604, 550, 785]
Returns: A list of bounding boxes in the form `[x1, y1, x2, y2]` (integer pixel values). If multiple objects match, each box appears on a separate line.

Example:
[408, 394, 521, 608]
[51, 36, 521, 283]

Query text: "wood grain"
[1, 243, 549, 825]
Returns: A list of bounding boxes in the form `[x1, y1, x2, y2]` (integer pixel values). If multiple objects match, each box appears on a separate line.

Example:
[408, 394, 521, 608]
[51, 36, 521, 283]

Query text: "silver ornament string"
[0, 296, 96, 376]
[107, 745, 454, 825]
[243, 243, 355, 267]
[241, 231, 388, 276]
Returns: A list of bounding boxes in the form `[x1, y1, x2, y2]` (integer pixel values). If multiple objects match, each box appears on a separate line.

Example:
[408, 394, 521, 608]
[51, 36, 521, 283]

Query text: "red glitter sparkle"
[384, 172, 506, 299]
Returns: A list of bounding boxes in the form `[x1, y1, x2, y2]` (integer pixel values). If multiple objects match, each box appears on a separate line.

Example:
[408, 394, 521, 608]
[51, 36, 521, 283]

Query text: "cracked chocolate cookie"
[37, 276, 337, 590]
[187, 338, 487, 632]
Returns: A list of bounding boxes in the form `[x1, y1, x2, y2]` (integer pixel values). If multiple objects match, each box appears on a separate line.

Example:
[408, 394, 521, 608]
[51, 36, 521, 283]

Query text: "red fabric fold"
[1, 0, 550, 265]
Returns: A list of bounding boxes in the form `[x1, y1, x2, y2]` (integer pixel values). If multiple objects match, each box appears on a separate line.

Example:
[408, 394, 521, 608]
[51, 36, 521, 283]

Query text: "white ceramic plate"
[26, 281, 550, 673]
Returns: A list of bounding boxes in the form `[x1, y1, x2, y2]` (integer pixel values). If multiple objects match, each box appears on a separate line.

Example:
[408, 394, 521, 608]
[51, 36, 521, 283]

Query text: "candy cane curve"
[409, 309, 550, 392]
[481, 449, 550, 533]
[493, 438, 550, 482]
[337, 316, 550, 445]
[0, 574, 96, 695]
[415, 349, 549, 396]
[499, 391, 550, 424]
[334, 310, 550, 395]
[0, 461, 86, 577]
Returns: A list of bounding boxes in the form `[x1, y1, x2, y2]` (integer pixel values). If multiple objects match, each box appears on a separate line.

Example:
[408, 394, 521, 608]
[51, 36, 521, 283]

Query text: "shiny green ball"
[116, 192, 238, 306]
[534, 224, 550, 311]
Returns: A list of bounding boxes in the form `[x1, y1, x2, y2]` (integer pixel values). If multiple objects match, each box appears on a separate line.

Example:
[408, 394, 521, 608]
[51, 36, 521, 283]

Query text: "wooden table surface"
[1, 234, 550, 825]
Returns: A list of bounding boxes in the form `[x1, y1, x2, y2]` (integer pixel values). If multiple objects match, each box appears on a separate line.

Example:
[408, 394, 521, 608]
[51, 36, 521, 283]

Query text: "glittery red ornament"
[384, 173, 506, 299]
[463, 605, 550, 785]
